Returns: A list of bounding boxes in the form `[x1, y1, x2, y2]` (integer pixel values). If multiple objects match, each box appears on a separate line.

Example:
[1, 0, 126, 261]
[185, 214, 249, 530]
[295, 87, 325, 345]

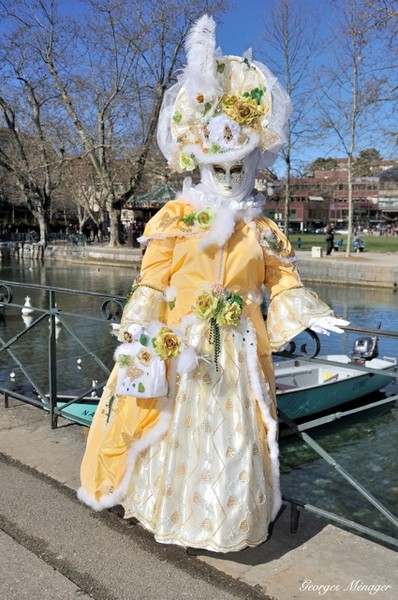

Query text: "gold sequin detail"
[202, 519, 212, 531]
[177, 392, 187, 403]
[193, 493, 201, 504]
[177, 463, 186, 475]
[226, 446, 236, 457]
[238, 351, 245, 364]
[240, 520, 249, 532]
[202, 419, 212, 433]
[225, 398, 233, 410]
[121, 432, 134, 448]
[202, 471, 212, 483]
[171, 511, 180, 524]
[185, 417, 193, 428]
[140, 448, 148, 460]
[227, 496, 238, 507]
[239, 471, 248, 482]
[202, 371, 211, 385]
[168, 439, 179, 449]
[155, 476, 162, 488]
[126, 361, 144, 381]
[157, 212, 179, 231]
[258, 491, 266, 504]
[244, 397, 251, 408]
[192, 368, 201, 382]
[162, 486, 172, 497]
[101, 480, 114, 494]
[236, 421, 243, 433]
[133, 430, 142, 441]
[253, 443, 260, 455]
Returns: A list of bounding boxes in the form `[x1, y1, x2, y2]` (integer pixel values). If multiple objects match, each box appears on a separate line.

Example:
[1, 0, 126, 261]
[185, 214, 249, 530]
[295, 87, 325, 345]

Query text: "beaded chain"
[208, 317, 221, 371]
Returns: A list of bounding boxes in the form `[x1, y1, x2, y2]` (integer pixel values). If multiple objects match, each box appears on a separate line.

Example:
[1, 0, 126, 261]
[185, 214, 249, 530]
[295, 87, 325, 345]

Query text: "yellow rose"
[152, 327, 182, 360]
[137, 349, 152, 365]
[222, 95, 267, 127]
[179, 153, 197, 171]
[195, 208, 214, 229]
[192, 291, 219, 321]
[216, 301, 242, 327]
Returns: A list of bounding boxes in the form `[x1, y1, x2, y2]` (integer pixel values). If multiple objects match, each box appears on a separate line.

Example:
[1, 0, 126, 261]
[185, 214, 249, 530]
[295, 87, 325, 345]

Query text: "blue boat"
[274, 354, 396, 421]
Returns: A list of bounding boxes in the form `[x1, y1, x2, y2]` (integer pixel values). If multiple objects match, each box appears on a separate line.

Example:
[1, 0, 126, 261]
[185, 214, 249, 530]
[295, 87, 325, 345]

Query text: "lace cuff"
[267, 287, 333, 352]
[118, 285, 166, 342]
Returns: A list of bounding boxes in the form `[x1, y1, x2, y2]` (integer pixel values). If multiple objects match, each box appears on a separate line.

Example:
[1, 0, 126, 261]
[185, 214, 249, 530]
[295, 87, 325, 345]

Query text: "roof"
[379, 167, 398, 182]
[133, 182, 177, 208]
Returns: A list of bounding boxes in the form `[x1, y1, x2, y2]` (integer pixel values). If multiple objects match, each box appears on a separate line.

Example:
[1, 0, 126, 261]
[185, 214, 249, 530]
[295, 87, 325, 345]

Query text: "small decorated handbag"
[114, 327, 182, 399]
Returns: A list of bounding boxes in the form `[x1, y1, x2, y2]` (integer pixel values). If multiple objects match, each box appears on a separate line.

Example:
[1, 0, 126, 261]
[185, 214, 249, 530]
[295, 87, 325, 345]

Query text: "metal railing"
[0, 279, 397, 548]
[0, 279, 124, 428]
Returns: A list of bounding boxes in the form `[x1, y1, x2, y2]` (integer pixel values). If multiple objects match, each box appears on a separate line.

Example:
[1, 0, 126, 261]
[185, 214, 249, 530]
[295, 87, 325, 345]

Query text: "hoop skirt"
[78, 200, 332, 552]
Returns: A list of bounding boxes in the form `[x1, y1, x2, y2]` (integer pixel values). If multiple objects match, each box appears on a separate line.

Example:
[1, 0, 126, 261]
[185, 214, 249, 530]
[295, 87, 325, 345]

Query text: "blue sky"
[216, 1, 396, 171]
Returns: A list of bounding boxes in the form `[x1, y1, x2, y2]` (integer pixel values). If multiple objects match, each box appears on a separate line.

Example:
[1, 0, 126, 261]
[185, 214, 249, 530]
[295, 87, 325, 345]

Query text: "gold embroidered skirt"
[121, 320, 280, 553]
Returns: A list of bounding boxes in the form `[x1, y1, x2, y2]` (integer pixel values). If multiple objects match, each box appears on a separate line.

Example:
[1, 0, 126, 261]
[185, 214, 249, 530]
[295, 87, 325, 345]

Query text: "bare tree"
[317, 0, 396, 255]
[1, 0, 226, 247]
[260, 0, 323, 235]
[0, 25, 66, 244]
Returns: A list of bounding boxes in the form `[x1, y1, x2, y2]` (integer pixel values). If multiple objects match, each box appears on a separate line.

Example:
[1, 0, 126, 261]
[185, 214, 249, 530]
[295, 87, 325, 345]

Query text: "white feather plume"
[183, 15, 221, 102]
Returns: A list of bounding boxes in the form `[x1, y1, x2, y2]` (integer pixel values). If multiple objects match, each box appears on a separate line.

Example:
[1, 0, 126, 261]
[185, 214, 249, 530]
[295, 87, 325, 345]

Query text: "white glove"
[308, 316, 350, 336]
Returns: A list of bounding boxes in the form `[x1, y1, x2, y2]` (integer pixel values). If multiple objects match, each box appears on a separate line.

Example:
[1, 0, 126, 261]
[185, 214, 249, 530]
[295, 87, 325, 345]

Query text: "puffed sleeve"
[118, 235, 175, 342]
[258, 219, 333, 351]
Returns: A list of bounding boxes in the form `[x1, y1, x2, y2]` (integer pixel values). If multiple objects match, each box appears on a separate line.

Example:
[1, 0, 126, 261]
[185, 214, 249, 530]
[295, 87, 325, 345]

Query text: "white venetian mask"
[198, 149, 261, 202]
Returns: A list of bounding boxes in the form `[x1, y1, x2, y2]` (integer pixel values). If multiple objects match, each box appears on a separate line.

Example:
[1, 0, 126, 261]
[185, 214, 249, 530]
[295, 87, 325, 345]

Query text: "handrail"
[1, 278, 397, 547]
[0, 279, 125, 428]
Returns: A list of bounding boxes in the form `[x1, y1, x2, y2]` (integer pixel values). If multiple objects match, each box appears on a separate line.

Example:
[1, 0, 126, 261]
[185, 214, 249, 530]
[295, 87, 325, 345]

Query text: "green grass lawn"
[289, 233, 398, 253]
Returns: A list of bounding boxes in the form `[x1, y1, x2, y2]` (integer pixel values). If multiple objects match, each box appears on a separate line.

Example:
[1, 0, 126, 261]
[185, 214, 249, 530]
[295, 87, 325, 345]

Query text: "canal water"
[0, 254, 397, 543]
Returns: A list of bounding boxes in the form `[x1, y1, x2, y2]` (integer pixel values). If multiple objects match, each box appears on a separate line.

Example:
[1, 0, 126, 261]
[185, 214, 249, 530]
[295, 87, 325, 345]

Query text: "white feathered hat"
[157, 15, 292, 173]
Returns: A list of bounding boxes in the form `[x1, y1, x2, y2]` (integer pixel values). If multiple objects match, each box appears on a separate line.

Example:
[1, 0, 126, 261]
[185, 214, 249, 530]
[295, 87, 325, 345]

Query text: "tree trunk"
[37, 212, 49, 245]
[108, 206, 122, 247]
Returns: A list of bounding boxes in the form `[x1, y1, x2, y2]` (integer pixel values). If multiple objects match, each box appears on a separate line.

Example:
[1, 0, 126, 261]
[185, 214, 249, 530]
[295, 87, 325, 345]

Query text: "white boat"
[274, 353, 396, 421]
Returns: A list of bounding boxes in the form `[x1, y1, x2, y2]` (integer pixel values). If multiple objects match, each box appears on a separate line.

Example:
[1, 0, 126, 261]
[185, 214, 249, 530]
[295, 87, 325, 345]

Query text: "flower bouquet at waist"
[114, 325, 182, 399]
[192, 287, 243, 369]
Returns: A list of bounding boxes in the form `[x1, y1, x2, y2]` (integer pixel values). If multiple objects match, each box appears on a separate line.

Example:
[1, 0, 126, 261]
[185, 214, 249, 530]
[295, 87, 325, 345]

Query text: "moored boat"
[275, 354, 396, 421]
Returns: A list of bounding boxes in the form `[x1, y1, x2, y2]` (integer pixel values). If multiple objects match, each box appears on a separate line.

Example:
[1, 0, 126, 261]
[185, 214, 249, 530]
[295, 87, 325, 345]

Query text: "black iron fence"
[0, 279, 397, 548]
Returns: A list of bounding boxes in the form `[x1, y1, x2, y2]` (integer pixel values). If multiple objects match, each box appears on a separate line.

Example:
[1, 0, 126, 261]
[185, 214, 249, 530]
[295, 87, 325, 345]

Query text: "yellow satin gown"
[78, 200, 331, 552]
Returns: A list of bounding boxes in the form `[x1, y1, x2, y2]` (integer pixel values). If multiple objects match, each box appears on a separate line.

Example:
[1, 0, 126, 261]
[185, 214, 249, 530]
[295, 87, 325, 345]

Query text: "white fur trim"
[137, 235, 149, 246]
[198, 203, 238, 250]
[176, 346, 198, 374]
[77, 395, 173, 511]
[244, 317, 282, 520]
[114, 341, 142, 362]
[164, 286, 177, 302]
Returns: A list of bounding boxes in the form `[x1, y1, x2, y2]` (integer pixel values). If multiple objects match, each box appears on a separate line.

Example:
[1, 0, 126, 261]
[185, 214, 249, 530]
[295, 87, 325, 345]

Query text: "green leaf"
[118, 354, 131, 367]
[251, 88, 264, 104]
[216, 62, 225, 73]
[204, 102, 212, 114]
[172, 112, 182, 123]
[209, 143, 221, 154]
[182, 213, 196, 226]
[167, 300, 175, 311]
[140, 333, 149, 346]
[138, 382, 145, 393]
[229, 293, 243, 307]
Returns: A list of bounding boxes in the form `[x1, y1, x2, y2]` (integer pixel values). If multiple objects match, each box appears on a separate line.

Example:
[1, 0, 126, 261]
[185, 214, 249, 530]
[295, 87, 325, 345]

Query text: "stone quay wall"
[4, 242, 398, 289]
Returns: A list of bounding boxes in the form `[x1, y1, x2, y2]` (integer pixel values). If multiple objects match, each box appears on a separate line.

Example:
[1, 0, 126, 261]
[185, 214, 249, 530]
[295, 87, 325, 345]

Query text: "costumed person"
[78, 15, 349, 553]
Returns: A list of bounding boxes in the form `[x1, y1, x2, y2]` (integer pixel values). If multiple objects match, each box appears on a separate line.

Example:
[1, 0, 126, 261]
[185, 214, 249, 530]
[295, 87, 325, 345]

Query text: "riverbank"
[3, 241, 398, 288]
[1, 398, 396, 600]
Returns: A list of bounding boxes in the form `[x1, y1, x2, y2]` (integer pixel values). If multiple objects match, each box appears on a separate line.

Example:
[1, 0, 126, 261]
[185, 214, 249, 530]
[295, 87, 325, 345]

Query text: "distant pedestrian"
[297, 237, 302, 249]
[325, 223, 335, 256]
